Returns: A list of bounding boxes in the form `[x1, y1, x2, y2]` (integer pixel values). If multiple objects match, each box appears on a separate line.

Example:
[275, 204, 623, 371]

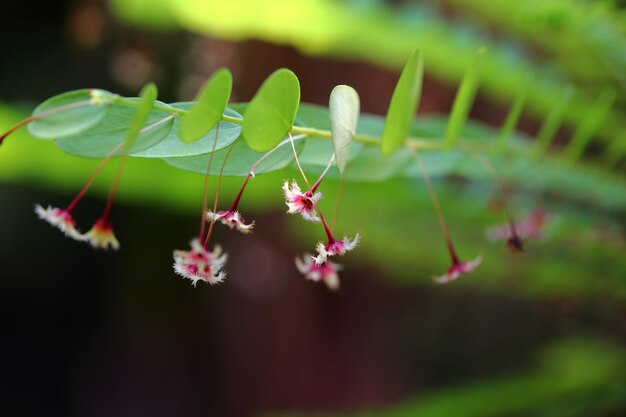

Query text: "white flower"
[82, 218, 120, 250]
[173, 238, 228, 286]
[206, 210, 254, 234]
[34, 204, 84, 241]
[295, 254, 343, 291]
[313, 233, 361, 265]
[433, 255, 482, 284]
[282, 180, 322, 222]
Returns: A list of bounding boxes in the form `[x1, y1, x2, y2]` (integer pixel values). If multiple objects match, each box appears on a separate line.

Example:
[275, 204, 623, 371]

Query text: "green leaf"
[126, 83, 159, 146]
[444, 48, 486, 150]
[564, 89, 616, 163]
[603, 130, 626, 169]
[164, 136, 304, 176]
[130, 104, 242, 158]
[242, 68, 300, 152]
[27, 89, 115, 139]
[534, 86, 576, 156]
[382, 49, 423, 155]
[56, 98, 173, 158]
[496, 79, 531, 152]
[329, 85, 360, 174]
[179, 68, 233, 143]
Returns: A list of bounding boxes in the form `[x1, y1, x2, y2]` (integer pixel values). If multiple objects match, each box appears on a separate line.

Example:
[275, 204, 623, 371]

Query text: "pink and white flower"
[206, 210, 254, 234]
[486, 210, 550, 242]
[34, 204, 83, 241]
[173, 238, 227, 286]
[313, 233, 361, 265]
[282, 180, 322, 222]
[295, 254, 342, 291]
[433, 255, 482, 284]
[82, 218, 120, 250]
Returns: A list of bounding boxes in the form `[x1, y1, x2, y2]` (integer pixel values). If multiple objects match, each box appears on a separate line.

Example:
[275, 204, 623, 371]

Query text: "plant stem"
[310, 154, 335, 193]
[199, 125, 220, 242]
[112, 97, 443, 151]
[65, 142, 126, 213]
[228, 134, 306, 212]
[411, 150, 460, 264]
[205, 143, 237, 248]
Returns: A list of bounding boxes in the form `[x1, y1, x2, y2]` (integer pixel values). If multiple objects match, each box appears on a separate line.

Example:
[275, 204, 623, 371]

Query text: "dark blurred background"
[1, 1, 625, 416]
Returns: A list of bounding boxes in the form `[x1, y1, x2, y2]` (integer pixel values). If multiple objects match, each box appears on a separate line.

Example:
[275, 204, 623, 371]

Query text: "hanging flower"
[173, 238, 227, 286]
[433, 255, 482, 284]
[487, 210, 550, 242]
[34, 205, 84, 241]
[82, 218, 120, 250]
[295, 254, 342, 291]
[313, 233, 361, 265]
[282, 180, 322, 222]
[206, 209, 254, 234]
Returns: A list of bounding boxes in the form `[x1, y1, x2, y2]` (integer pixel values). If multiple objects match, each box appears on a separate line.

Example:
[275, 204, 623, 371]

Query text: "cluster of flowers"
[34, 151, 124, 251]
[172, 136, 361, 290]
[2, 98, 549, 291]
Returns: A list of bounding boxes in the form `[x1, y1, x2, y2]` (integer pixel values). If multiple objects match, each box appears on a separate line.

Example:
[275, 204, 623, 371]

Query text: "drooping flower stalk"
[82, 156, 127, 250]
[410, 149, 481, 283]
[82, 113, 175, 250]
[173, 124, 231, 287]
[207, 134, 306, 234]
[284, 132, 339, 222]
[287, 134, 360, 267]
[411, 150, 459, 263]
[35, 141, 125, 241]
[204, 142, 237, 248]
[471, 153, 524, 252]
[198, 125, 221, 242]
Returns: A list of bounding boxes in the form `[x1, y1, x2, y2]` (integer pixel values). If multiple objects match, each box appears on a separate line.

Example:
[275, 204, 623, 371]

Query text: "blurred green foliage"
[109, 0, 626, 146]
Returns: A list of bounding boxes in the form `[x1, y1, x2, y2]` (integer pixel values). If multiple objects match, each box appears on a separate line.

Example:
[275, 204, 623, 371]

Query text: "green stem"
[112, 96, 444, 151]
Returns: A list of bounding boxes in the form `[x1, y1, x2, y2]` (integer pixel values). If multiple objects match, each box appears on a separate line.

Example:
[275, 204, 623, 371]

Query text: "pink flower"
[34, 205, 83, 241]
[487, 210, 550, 242]
[295, 254, 342, 291]
[433, 255, 482, 284]
[206, 210, 254, 234]
[82, 218, 120, 250]
[313, 233, 361, 265]
[173, 238, 227, 286]
[282, 180, 322, 222]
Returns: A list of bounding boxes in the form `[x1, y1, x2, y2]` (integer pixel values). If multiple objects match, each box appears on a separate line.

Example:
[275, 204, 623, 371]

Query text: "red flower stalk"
[35, 142, 124, 242]
[411, 150, 481, 284]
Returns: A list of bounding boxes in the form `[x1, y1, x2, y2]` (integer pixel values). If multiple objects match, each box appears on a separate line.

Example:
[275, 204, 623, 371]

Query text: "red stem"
[65, 142, 125, 213]
[99, 156, 127, 224]
[204, 142, 237, 248]
[228, 174, 251, 212]
[412, 150, 460, 265]
[199, 125, 220, 241]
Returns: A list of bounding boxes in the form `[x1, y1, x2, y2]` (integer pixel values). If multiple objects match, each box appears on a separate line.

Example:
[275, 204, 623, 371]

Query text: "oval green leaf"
[382, 49, 423, 155]
[242, 68, 300, 153]
[28, 89, 115, 139]
[444, 48, 486, 150]
[131, 104, 241, 158]
[56, 98, 173, 158]
[179, 68, 233, 143]
[329, 85, 360, 174]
